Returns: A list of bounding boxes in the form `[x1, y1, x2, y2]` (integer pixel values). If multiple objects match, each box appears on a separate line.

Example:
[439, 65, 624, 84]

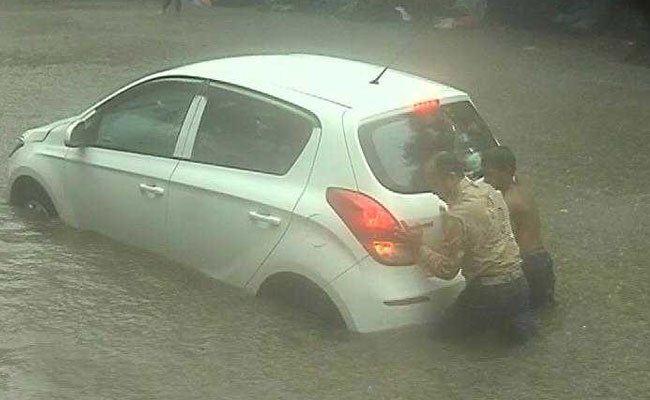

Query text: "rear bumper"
[327, 256, 465, 333]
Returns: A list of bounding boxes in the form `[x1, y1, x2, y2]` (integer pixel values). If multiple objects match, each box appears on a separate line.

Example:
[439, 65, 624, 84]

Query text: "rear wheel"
[10, 177, 57, 219]
[258, 273, 346, 328]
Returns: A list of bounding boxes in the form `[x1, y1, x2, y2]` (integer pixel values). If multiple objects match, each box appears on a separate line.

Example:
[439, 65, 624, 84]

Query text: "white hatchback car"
[6, 54, 498, 332]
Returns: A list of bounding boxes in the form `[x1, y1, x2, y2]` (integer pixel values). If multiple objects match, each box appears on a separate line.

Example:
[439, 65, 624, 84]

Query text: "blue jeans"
[438, 275, 537, 342]
[521, 251, 555, 308]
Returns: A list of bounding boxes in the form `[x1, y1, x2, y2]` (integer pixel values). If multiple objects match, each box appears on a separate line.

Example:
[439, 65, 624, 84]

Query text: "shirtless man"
[481, 146, 555, 308]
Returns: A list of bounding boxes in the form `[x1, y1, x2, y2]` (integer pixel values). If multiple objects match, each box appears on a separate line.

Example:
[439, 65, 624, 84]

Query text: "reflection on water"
[0, 202, 538, 399]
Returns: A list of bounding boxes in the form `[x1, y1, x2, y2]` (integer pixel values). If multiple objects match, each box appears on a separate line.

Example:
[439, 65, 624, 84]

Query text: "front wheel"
[11, 178, 57, 219]
[22, 197, 54, 218]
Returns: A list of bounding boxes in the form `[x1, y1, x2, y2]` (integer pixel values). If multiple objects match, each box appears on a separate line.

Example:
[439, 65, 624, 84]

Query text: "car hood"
[21, 116, 78, 143]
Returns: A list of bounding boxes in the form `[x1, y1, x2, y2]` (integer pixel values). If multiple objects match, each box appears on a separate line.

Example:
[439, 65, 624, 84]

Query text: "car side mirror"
[64, 110, 96, 147]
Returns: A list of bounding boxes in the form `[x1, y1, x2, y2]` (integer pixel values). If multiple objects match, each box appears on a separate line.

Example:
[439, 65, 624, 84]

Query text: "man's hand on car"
[396, 220, 423, 251]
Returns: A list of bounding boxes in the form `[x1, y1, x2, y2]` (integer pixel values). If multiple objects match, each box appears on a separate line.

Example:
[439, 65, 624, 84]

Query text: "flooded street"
[1, 1, 648, 398]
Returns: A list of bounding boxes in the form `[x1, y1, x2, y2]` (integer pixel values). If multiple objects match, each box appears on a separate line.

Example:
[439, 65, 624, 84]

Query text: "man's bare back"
[481, 146, 555, 308]
[503, 175, 545, 255]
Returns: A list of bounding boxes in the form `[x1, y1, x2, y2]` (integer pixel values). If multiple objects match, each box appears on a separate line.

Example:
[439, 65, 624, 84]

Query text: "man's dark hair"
[429, 151, 464, 176]
[481, 146, 516, 171]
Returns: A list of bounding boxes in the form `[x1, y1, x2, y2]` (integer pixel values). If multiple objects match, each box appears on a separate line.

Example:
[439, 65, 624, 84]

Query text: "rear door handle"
[139, 183, 165, 196]
[248, 211, 281, 226]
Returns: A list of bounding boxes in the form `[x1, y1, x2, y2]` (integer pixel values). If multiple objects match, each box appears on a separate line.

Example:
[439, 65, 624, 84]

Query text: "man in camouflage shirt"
[400, 152, 535, 341]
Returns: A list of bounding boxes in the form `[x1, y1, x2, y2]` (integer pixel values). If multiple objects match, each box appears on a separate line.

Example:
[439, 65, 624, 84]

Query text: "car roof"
[165, 54, 469, 118]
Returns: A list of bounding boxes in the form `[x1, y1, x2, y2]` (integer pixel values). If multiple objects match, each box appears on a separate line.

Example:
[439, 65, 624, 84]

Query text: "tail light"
[412, 99, 440, 117]
[326, 188, 415, 266]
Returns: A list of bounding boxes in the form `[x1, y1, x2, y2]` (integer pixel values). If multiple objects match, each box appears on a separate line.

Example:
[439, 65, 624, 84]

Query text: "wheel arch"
[256, 270, 355, 330]
[8, 169, 59, 216]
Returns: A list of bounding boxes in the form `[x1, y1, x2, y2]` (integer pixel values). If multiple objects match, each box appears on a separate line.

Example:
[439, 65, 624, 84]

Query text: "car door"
[64, 78, 202, 254]
[167, 83, 321, 287]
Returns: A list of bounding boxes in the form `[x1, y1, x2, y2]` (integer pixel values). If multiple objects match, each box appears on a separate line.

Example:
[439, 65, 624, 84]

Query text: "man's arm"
[506, 177, 545, 252]
[418, 215, 465, 280]
[505, 191, 525, 239]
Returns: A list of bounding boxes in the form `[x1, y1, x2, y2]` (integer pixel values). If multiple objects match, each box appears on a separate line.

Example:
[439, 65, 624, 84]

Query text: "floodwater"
[0, 1, 648, 399]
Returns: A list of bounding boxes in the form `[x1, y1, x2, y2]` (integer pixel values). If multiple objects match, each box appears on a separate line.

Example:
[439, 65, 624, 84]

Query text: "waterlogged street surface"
[1, 1, 648, 399]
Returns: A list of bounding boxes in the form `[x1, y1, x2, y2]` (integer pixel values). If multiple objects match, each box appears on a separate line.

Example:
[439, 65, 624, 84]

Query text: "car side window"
[91, 80, 197, 157]
[190, 86, 316, 175]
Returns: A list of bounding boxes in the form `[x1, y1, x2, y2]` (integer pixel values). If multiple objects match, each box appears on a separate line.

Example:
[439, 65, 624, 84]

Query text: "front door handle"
[248, 211, 281, 226]
[139, 183, 165, 196]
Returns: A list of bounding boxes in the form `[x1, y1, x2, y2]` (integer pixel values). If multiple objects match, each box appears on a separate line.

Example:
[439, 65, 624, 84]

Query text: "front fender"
[7, 144, 78, 228]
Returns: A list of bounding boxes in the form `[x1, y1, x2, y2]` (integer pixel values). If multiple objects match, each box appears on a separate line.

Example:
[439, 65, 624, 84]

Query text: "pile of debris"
[211, 0, 649, 38]
[552, 0, 648, 35]
[432, 0, 487, 29]
[255, 0, 488, 27]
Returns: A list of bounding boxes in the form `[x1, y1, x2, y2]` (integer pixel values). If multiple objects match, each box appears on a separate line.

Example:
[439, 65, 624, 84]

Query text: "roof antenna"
[370, 5, 413, 85]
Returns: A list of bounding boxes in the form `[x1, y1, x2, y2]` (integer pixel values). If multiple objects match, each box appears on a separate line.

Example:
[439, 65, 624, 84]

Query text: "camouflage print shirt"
[419, 178, 522, 280]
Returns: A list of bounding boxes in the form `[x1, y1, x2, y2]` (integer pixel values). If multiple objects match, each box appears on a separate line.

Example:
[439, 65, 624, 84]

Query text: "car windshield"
[359, 101, 497, 194]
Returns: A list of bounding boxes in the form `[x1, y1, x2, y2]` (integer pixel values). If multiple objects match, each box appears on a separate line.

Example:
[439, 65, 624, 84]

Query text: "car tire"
[10, 177, 57, 219]
[258, 273, 346, 328]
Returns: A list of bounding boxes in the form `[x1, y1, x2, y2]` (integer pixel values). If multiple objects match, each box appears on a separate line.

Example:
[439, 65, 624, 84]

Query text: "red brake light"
[412, 99, 440, 117]
[326, 188, 415, 266]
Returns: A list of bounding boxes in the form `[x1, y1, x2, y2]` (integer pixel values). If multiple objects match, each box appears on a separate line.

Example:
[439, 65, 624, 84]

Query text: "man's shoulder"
[464, 180, 496, 200]
[513, 174, 537, 197]
[452, 183, 491, 219]
[515, 173, 534, 187]
[506, 177, 537, 214]
[472, 180, 508, 207]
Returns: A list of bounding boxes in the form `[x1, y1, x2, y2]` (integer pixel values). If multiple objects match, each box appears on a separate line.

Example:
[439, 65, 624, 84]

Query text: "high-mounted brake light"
[326, 188, 416, 266]
[412, 99, 440, 117]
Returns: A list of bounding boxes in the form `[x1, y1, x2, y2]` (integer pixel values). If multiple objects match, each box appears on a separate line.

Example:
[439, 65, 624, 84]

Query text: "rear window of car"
[191, 86, 318, 175]
[358, 101, 497, 194]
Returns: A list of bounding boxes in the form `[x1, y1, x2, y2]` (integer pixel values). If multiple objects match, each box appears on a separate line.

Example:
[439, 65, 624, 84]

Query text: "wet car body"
[6, 54, 497, 332]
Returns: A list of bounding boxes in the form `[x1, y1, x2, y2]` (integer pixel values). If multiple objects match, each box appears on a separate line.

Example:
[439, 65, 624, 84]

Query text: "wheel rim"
[24, 199, 50, 218]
